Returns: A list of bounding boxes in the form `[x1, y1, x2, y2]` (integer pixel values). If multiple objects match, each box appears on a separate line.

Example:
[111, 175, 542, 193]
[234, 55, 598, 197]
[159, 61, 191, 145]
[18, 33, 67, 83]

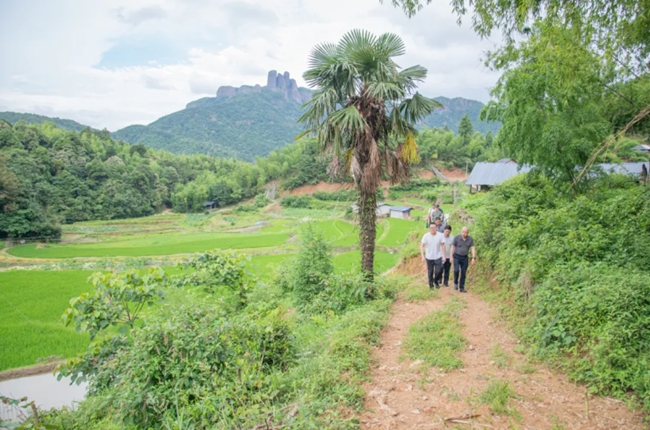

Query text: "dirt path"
[359, 265, 646, 429]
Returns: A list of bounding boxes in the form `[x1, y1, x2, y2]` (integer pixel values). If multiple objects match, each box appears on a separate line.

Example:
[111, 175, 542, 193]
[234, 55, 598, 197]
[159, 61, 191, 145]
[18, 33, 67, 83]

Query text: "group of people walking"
[420, 203, 476, 292]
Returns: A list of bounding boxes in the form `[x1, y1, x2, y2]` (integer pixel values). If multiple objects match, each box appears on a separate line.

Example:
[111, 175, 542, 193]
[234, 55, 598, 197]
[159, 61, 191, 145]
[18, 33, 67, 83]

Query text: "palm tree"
[298, 29, 443, 280]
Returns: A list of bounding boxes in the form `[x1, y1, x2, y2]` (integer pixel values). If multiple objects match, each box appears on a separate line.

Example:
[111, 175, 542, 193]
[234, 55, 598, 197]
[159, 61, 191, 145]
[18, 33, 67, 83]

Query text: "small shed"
[204, 201, 217, 210]
[632, 144, 650, 153]
[376, 203, 391, 217]
[389, 206, 413, 219]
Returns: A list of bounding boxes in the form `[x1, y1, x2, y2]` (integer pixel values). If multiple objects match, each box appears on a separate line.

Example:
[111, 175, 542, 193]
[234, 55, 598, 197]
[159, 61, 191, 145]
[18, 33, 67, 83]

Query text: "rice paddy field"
[0, 202, 422, 371]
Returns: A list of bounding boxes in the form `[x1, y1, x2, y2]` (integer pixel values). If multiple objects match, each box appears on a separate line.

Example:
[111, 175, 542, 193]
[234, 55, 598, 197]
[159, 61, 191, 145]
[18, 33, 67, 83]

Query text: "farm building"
[632, 144, 650, 153]
[351, 202, 392, 217]
[204, 201, 217, 210]
[466, 161, 650, 192]
[389, 206, 413, 219]
[466, 161, 532, 192]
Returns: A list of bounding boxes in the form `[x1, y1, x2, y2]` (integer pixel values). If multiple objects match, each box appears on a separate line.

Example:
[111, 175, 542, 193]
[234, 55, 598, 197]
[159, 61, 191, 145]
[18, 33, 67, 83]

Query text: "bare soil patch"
[282, 182, 355, 196]
[441, 168, 469, 182]
[359, 258, 646, 429]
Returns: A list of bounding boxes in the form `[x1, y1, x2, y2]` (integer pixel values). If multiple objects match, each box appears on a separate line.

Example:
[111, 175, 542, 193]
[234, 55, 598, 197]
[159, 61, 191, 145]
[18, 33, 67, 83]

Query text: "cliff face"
[215, 70, 311, 104]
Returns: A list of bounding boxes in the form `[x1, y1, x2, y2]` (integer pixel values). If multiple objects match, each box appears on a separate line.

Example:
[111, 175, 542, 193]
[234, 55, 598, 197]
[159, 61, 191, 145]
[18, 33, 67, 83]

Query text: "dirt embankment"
[440, 168, 469, 182]
[282, 182, 355, 197]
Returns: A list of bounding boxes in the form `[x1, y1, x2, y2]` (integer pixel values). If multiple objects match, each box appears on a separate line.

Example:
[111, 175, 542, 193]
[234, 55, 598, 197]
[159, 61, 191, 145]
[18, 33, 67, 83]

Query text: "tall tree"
[298, 29, 442, 279]
[481, 23, 612, 183]
[458, 114, 474, 145]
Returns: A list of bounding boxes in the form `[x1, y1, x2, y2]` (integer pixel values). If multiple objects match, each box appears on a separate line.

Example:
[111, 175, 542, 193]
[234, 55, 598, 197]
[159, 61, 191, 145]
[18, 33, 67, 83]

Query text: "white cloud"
[0, 0, 501, 131]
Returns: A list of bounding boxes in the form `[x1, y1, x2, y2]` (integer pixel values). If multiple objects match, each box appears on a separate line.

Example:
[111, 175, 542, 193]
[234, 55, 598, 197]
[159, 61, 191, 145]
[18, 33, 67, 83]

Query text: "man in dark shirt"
[450, 226, 476, 293]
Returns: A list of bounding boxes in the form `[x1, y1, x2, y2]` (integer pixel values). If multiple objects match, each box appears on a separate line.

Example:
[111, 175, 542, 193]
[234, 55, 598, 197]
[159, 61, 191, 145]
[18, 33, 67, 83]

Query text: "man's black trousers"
[426, 258, 443, 288]
[453, 253, 469, 291]
[442, 258, 451, 286]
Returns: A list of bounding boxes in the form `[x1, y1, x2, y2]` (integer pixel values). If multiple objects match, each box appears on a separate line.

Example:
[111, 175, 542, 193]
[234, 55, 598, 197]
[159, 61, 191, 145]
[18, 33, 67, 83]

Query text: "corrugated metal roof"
[390, 206, 412, 212]
[465, 162, 532, 186]
[597, 163, 648, 175]
[466, 162, 649, 186]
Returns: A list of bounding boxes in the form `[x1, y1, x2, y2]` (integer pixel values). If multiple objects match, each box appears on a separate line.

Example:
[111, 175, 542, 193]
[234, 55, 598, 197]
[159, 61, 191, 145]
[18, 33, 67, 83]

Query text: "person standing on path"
[427, 203, 441, 226]
[450, 226, 476, 293]
[420, 224, 446, 289]
[434, 217, 444, 233]
[440, 225, 453, 287]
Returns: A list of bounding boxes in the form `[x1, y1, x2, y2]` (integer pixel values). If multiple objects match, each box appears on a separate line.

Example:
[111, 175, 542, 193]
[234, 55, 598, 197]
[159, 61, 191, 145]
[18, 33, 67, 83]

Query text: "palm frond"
[399, 92, 443, 124]
[376, 33, 406, 59]
[328, 105, 367, 134]
[340, 29, 377, 55]
[365, 81, 405, 101]
[297, 87, 340, 129]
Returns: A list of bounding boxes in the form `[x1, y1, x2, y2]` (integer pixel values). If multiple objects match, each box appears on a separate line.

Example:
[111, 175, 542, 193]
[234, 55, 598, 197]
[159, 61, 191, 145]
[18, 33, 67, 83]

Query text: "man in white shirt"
[420, 224, 447, 289]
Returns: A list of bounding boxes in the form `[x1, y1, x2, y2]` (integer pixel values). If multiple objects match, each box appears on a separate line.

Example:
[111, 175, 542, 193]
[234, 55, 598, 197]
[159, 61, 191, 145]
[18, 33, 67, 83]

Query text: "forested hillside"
[113, 92, 500, 160]
[112, 90, 305, 161]
[421, 96, 500, 135]
[0, 121, 266, 238]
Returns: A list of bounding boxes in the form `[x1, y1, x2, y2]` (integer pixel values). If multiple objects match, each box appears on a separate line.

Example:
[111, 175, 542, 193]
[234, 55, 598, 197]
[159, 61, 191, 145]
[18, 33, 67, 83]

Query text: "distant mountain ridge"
[0, 111, 91, 132]
[2, 70, 500, 161]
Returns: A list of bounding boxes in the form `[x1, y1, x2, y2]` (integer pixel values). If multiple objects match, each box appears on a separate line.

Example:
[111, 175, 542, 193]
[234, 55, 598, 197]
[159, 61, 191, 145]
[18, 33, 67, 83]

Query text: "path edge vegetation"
[453, 174, 650, 419]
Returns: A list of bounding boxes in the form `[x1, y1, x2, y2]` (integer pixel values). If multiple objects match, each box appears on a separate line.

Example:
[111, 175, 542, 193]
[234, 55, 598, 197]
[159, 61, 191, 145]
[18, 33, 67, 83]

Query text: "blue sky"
[0, 0, 501, 130]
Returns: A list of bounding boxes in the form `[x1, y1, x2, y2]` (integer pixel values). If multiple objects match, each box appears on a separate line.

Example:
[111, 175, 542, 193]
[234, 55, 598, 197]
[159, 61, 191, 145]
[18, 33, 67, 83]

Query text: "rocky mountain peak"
[215, 70, 310, 104]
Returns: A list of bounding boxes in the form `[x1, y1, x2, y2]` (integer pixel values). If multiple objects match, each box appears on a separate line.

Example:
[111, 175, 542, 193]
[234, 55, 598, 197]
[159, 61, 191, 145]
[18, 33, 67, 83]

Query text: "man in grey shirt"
[450, 226, 476, 293]
[440, 225, 453, 287]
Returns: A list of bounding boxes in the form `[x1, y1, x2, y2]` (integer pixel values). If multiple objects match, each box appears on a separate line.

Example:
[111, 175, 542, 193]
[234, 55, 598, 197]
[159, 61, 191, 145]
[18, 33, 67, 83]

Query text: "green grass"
[377, 218, 418, 247]
[8, 232, 290, 258]
[477, 379, 520, 418]
[491, 343, 511, 369]
[404, 284, 439, 302]
[404, 297, 467, 370]
[0, 270, 95, 371]
[332, 250, 399, 274]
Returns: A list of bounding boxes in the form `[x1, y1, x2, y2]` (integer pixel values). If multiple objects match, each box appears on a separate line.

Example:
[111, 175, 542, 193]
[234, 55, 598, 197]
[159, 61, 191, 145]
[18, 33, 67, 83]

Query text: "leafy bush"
[390, 177, 439, 192]
[278, 224, 394, 314]
[62, 268, 166, 340]
[74, 304, 293, 429]
[176, 249, 251, 307]
[529, 263, 650, 409]
[312, 189, 357, 201]
[278, 224, 333, 301]
[280, 195, 314, 208]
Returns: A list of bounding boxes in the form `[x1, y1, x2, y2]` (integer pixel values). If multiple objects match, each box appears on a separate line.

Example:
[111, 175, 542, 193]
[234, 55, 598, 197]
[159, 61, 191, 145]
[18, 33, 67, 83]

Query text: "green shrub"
[280, 195, 314, 208]
[529, 263, 650, 409]
[176, 249, 251, 307]
[278, 224, 333, 301]
[390, 177, 440, 192]
[312, 190, 357, 201]
[85, 304, 293, 429]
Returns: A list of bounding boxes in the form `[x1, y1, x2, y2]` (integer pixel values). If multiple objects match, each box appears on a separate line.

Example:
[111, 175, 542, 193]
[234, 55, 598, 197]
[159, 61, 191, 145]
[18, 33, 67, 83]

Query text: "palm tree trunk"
[358, 185, 377, 281]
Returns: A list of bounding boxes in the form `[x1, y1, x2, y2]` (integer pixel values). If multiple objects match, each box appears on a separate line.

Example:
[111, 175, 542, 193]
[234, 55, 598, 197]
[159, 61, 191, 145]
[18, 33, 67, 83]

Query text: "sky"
[0, 0, 502, 131]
